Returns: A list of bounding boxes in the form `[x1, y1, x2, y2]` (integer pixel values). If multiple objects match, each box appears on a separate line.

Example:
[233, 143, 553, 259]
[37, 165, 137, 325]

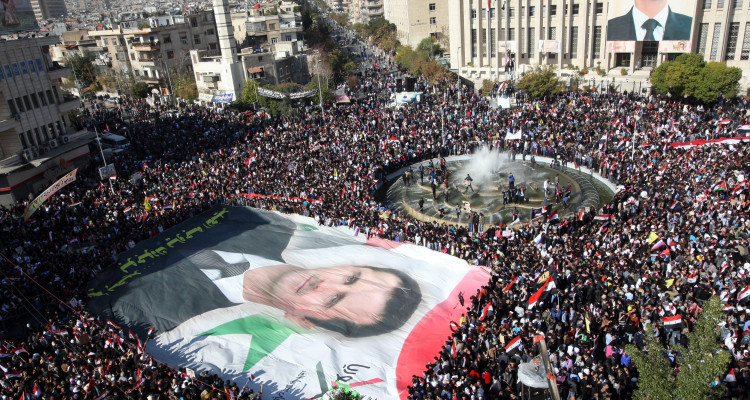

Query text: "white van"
[100, 133, 130, 149]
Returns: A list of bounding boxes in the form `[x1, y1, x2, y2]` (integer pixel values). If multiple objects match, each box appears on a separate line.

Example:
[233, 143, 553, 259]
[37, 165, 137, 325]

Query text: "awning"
[247, 67, 263, 74]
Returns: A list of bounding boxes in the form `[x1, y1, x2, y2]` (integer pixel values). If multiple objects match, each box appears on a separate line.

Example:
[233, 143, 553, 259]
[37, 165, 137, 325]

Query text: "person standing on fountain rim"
[464, 174, 474, 193]
[508, 173, 515, 190]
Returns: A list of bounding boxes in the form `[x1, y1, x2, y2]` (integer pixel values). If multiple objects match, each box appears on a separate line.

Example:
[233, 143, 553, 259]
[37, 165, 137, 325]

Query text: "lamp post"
[314, 57, 324, 118]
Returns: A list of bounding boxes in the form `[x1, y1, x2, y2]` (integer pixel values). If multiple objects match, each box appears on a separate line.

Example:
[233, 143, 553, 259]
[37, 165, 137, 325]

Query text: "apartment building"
[0, 36, 91, 204]
[383, 0, 449, 48]
[231, 4, 304, 51]
[360, 0, 384, 24]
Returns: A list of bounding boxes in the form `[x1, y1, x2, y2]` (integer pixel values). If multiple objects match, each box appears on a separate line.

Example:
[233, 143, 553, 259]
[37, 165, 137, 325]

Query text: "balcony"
[140, 76, 160, 83]
[279, 25, 302, 34]
[58, 96, 80, 113]
[132, 43, 160, 52]
[47, 65, 71, 80]
[136, 58, 156, 66]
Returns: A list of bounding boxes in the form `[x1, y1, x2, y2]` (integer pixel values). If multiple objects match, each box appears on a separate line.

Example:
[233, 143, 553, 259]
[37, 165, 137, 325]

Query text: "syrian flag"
[353, 226, 360, 237]
[4, 371, 23, 379]
[668, 238, 677, 248]
[593, 214, 613, 222]
[659, 163, 668, 174]
[504, 276, 519, 292]
[32, 384, 41, 397]
[612, 119, 622, 129]
[725, 368, 737, 383]
[12, 347, 28, 355]
[92, 392, 109, 400]
[658, 247, 671, 258]
[720, 118, 732, 125]
[479, 303, 494, 321]
[128, 330, 137, 340]
[528, 276, 556, 309]
[547, 210, 559, 224]
[577, 209, 585, 221]
[739, 284, 750, 304]
[738, 124, 750, 132]
[651, 240, 666, 251]
[245, 153, 256, 166]
[530, 207, 544, 220]
[123, 206, 132, 213]
[106, 320, 121, 330]
[719, 258, 730, 274]
[505, 336, 522, 356]
[662, 315, 683, 330]
[450, 341, 457, 357]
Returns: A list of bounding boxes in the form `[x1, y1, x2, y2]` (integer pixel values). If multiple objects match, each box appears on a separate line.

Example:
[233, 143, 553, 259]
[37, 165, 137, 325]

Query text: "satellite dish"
[517, 358, 549, 389]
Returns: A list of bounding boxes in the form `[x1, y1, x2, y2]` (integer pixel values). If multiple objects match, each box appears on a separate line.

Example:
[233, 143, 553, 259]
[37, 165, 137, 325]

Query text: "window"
[570, 26, 578, 57]
[593, 26, 602, 58]
[429, 3, 435, 11]
[131, 53, 136, 60]
[550, 5, 557, 15]
[430, 17, 436, 24]
[509, 28, 515, 40]
[46, 90, 54, 104]
[271, 37, 278, 44]
[163, 35, 172, 43]
[710, 22, 722, 60]
[268, 23, 275, 30]
[471, 9, 477, 18]
[642, 41, 658, 67]
[190, 17, 198, 27]
[36, 58, 43, 71]
[41, 126, 49, 141]
[167, 51, 174, 59]
[19, 132, 27, 148]
[28, 59, 35, 72]
[549, 27, 556, 40]
[741, 23, 750, 59]
[38, 91, 47, 106]
[4, 65, 10, 76]
[490, 28, 496, 56]
[698, 23, 709, 55]
[19, 61, 27, 74]
[284, 35, 292, 41]
[258, 56, 263, 61]
[520, 28, 524, 56]
[15, 98, 24, 112]
[180, 35, 188, 44]
[734, 0, 743, 7]
[30, 93, 39, 108]
[529, 6, 535, 16]
[542, 5, 546, 17]
[48, 123, 56, 138]
[7, 100, 17, 115]
[471, 29, 477, 57]
[194, 35, 201, 44]
[209, 42, 218, 49]
[703, 0, 712, 9]
[12, 63, 19, 76]
[489, 7, 495, 17]
[23, 95, 31, 111]
[718, 0, 725, 7]
[509, 7, 514, 17]
[726, 22, 740, 59]
[596, 2, 603, 13]
[528, 27, 535, 55]
[572, 4, 579, 15]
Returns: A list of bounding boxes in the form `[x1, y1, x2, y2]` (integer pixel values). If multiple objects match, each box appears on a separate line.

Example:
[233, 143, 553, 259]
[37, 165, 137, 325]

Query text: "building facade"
[449, 0, 750, 86]
[383, 0, 449, 48]
[31, 0, 68, 22]
[0, 36, 92, 204]
[360, 0, 384, 24]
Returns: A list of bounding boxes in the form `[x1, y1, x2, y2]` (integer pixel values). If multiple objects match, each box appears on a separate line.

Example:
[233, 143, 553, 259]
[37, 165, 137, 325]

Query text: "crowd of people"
[2, 12, 750, 400]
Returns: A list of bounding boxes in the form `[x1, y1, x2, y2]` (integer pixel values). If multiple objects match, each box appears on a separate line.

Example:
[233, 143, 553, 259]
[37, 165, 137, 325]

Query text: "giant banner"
[88, 206, 488, 399]
[23, 168, 77, 221]
[607, 0, 695, 41]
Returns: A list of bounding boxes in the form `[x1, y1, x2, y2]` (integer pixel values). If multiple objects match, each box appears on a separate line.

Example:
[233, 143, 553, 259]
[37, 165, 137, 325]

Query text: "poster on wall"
[88, 206, 489, 400]
[0, 0, 38, 33]
[607, 40, 637, 52]
[659, 40, 691, 53]
[607, 0, 695, 41]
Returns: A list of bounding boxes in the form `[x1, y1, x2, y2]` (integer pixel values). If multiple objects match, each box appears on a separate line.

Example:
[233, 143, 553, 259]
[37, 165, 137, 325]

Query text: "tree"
[171, 70, 198, 101]
[517, 65, 564, 99]
[480, 79, 494, 96]
[130, 81, 150, 99]
[64, 51, 97, 88]
[237, 79, 261, 110]
[650, 53, 741, 102]
[626, 296, 731, 400]
[693, 62, 743, 103]
[416, 37, 442, 59]
[328, 49, 357, 80]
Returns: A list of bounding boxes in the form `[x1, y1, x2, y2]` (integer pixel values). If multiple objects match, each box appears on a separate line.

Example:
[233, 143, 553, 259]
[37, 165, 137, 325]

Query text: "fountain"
[380, 148, 613, 227]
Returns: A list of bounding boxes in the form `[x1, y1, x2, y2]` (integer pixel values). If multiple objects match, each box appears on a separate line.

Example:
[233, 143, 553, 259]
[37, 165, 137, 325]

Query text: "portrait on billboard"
[607, 0, 694, 41]
[88, 206, 488, 399]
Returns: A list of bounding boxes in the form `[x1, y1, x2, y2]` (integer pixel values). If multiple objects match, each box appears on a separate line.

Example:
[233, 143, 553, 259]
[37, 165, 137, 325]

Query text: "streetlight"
[314, 57, 324, 118]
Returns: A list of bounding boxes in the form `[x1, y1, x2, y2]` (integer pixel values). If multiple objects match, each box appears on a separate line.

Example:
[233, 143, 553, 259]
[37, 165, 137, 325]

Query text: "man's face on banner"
[271, 265, 402, 326]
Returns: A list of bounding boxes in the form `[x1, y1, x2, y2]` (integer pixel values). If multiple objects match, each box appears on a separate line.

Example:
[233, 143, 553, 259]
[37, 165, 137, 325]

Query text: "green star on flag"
[198, 314, 299, 371]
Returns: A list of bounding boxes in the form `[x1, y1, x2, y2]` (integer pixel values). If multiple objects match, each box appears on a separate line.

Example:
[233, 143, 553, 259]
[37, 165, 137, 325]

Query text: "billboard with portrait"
[0, 0, 38, 33]
[88, 206, 489, 399]
[606, 0, 696, 41]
